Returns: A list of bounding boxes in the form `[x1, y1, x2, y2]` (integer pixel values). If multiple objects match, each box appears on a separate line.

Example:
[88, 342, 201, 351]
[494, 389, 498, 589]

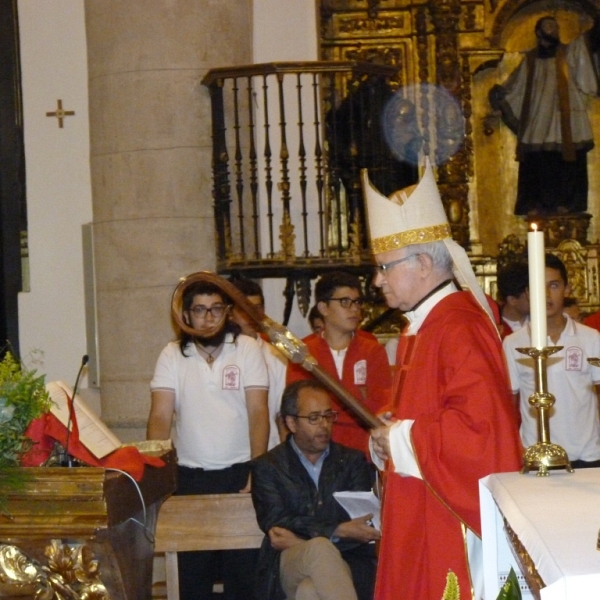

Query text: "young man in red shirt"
[286, 271, 391, 454]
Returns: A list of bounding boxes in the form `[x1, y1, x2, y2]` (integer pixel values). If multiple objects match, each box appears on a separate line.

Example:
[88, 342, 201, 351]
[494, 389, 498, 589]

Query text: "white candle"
[528, 224, 547, 348]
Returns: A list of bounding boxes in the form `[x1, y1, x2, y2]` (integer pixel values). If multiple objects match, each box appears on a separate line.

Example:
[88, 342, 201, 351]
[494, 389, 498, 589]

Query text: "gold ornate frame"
[320, 0, 600, 312]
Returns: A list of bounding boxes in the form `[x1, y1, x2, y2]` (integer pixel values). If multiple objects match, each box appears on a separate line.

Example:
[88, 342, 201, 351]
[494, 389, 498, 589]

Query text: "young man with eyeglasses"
[147, 279, 269, 600]
[251, 380, 379, 600]
[286, 271, 392, 454]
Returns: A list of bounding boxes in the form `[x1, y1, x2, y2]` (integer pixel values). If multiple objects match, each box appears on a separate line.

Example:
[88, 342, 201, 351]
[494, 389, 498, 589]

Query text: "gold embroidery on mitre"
[371, 223, 451, 254]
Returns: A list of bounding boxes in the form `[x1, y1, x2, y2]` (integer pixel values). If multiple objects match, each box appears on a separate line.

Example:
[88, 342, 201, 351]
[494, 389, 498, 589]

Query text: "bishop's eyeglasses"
[291, 411, 339, 425]
[376, 253, 421, 276]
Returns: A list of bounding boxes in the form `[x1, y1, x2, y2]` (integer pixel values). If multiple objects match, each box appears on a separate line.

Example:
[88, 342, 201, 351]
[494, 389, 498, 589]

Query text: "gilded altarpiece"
[320, 0, 600, 312]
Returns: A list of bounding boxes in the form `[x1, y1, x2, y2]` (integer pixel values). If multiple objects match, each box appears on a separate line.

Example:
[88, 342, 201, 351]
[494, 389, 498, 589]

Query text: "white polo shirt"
[256, 336, 287, 450]
[151, 333, 268, 469]
[503, 316, 600, 461]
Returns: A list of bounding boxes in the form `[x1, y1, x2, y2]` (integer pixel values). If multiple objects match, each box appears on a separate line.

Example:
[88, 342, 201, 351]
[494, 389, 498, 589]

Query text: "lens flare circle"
[382, 83, 465, 167]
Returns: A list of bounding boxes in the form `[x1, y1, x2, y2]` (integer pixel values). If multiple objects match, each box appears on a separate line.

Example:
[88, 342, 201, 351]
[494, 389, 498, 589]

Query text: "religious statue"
[489, 15, 600, 216]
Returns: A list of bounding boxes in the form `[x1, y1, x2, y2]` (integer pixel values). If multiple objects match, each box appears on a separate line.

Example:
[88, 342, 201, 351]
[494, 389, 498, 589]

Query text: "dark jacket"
[250, 438, 377, 600]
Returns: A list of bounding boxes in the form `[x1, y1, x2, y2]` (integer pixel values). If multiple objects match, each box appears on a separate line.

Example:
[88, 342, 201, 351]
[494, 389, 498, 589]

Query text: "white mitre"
[361, 159, 496, 326]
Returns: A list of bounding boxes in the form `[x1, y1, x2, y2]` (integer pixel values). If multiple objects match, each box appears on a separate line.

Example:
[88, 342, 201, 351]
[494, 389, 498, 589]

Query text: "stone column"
[85, 0, 252, 440]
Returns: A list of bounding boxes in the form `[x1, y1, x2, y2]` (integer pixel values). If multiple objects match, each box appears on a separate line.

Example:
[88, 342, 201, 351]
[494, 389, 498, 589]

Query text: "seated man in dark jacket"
[251, 380, 379, 600]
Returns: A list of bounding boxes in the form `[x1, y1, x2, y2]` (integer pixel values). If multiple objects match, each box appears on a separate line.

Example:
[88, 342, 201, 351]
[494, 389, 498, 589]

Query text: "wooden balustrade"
[201, 61, 417, 281]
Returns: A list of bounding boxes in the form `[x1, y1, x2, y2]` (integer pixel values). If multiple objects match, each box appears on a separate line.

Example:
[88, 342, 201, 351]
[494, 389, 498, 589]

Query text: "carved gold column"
[415, 6, 430, 155]
[428, 0, 471, 249]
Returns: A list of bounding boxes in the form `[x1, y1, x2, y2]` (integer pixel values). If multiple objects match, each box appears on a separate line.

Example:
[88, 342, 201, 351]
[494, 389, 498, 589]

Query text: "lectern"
[0, 447, 176, 600]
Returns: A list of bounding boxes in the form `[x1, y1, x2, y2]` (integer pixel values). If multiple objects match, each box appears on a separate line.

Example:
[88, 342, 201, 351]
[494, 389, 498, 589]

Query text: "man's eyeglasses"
[189, 304, 229, 318]
[291, 411, 338, 425]
[376, 253, 421, 276]
[327, 297, 364, 309]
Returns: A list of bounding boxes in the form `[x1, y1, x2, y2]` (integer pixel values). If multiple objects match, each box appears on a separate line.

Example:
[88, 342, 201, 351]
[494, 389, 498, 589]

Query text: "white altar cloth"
[480, 469, 600, 600]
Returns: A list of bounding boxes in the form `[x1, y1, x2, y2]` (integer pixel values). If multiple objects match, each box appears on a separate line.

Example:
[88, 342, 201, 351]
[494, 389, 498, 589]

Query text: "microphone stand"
[62, 354, 89, 467]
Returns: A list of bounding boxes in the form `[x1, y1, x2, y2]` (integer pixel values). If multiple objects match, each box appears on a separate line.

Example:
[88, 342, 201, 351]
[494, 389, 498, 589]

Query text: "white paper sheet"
[333, 490, 381, 530]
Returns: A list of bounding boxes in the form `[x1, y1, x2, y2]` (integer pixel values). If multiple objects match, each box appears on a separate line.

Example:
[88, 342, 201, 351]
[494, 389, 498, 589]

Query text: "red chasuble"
[375, 292, 522, 600]
[286, 330, 392, 453]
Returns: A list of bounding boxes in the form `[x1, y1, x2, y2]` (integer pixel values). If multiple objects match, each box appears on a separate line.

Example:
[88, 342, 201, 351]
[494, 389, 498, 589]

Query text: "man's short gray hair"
[402, 240, 453, 275]
[281, 380, 329, 418]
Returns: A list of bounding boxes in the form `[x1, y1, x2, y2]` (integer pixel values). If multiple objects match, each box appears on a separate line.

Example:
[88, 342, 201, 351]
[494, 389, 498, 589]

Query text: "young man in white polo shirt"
[503, 254, 600, 468]
[147, 278, 269, 600]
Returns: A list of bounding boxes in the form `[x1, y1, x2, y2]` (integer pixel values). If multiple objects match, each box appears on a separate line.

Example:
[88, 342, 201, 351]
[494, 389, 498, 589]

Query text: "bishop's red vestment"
[376, 291, 522, 600]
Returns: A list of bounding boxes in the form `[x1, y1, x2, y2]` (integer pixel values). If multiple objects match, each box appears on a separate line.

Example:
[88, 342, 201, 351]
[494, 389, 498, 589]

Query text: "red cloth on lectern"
[286, 330, 392, 453]
[375, 292, 522, 600]
[22, 412, 164, 481]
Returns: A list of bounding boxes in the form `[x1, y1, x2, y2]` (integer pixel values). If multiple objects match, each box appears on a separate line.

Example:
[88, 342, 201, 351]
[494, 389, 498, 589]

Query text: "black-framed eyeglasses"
[189, 304, 229, 318]
[376, 253, 421, 276]
[291, 411, 338, 425]
[327, 297, 364, 309]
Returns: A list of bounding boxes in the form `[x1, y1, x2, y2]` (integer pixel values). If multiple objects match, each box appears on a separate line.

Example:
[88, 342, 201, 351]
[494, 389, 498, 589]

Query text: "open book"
[46, 380, 122, 459]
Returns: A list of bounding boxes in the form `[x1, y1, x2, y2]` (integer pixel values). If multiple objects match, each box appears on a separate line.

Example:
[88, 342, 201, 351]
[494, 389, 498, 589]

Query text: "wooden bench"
[154, 494, 263, 600]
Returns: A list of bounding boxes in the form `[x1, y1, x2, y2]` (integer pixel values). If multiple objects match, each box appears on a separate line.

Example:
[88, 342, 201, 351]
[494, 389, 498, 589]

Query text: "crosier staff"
[171, 271, 381, 430]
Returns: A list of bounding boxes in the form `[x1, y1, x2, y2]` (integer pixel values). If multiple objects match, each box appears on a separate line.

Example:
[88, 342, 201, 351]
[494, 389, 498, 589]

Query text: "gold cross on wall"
[46, 99, 75, 128]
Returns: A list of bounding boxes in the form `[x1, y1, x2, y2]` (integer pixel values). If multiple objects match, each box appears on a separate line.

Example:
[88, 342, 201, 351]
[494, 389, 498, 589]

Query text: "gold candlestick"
[517, 346, 573, 477]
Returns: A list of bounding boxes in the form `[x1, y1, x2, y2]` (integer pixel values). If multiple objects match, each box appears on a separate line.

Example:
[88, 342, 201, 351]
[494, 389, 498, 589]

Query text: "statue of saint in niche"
[489, 15, 600, 216]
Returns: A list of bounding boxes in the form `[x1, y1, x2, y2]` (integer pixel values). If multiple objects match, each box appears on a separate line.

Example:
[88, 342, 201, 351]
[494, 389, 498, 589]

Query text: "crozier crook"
[171, 271, 381, 430]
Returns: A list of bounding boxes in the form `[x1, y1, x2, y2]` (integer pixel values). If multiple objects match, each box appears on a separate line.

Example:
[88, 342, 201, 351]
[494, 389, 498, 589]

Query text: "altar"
[480, 469, 600, 600]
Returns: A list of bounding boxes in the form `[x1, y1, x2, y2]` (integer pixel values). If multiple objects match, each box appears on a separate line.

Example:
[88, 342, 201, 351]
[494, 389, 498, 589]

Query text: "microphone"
[62, 354, 89, 467]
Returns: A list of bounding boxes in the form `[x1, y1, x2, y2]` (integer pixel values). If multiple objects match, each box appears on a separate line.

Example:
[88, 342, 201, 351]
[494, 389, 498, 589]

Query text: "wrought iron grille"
[201, 61, 417, 280]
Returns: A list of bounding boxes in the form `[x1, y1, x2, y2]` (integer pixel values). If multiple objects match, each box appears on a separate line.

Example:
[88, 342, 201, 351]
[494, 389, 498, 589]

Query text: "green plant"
[0, 351, 51, 467]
